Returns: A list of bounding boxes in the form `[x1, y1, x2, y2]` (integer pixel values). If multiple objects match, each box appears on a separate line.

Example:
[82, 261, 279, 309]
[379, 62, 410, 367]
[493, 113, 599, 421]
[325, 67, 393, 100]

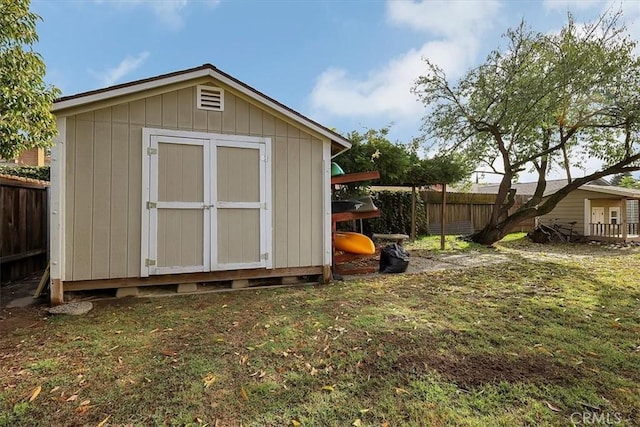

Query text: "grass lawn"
[1, 235, 639, 426]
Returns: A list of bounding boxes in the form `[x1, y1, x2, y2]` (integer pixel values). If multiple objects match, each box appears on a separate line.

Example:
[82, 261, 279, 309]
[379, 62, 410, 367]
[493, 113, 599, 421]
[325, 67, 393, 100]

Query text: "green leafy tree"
[0, 0, 59, 160]
[609, 172, 631, 186]
[337, 127, 413, 186]
[618, 175, 640, 189]
[406, 154, 471, 187]
[336, 128, 470, 188]
[413, 12, 640, 244]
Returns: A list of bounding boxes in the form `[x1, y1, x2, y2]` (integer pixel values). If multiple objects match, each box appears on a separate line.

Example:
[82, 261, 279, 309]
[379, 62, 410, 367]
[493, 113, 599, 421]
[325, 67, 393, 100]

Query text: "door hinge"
[145, 258, 156, 267]
[260, 155, 268, 162]
[147, 147, 158, 155]
[260, 253, 269, 260]
[261, 203, 267, 210]
[147, 201, 157, 209]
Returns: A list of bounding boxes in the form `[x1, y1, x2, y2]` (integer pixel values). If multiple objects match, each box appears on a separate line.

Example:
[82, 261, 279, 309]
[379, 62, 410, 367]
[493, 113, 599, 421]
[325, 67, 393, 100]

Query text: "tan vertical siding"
[539, 189, 620, 234]
[110, 122, 129, 277]
[298, 137, 312, 267]
[273, 132, 288, 268]
[235, 97, 250, 135]
[63, 82, 327, 280]
[91, 121, 112, 279]
[222, 92, 236, 133]
[249, 104, 262, 136]
[177, 88, 193, 129]
[310, 138, 323, 265]
[73, 115, 94, 280]
[286, 127, 301, 267]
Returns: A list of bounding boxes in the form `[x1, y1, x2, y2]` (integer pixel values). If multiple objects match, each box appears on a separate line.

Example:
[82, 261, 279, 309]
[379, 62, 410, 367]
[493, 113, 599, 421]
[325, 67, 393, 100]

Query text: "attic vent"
[197, 85, 224, 111]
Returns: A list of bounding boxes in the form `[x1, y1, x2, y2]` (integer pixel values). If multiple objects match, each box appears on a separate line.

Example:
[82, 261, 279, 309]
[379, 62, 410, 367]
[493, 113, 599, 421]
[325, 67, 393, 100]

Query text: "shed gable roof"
[52, 63, 351, 151]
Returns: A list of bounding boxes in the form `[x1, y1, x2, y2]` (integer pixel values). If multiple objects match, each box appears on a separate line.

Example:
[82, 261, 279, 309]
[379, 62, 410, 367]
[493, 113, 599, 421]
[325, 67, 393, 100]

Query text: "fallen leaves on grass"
[544, 401, 561, 412]
[249, 370, 266, 379]
[96, 414, 111, 427]
[321, 385, 334, 392]
[66, 394, 78, 402]
[76, 401, 92, 415]
[240, 387, 248, 401]
[28, 385, 41, 402]
[203, 374, 217, 388]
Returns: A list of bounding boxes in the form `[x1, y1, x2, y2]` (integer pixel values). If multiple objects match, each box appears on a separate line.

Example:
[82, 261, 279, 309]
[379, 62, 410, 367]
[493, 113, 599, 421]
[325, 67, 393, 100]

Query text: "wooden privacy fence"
[421, 190, 535, 235]
[1, 175, 49, 283]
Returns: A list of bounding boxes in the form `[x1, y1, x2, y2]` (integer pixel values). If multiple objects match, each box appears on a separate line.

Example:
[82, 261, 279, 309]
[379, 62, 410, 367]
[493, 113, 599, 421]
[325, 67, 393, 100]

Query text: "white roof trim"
[580, 184, 640, 198]
[52, 67, 351, 150]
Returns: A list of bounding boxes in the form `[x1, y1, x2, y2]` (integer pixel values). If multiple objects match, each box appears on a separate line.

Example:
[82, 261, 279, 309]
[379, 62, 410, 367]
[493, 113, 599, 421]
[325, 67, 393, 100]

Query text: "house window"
[610, 207, 620, 225]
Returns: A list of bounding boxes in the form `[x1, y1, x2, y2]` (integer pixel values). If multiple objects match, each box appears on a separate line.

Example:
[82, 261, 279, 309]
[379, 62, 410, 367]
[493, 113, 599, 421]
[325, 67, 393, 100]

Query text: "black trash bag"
[379, 243, 410, 273]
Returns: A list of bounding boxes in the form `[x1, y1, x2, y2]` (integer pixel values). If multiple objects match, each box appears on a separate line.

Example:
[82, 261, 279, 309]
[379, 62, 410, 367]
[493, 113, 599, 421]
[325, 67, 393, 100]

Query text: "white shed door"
[142, 129, 271, 277]
[147, 135, 211, 275]
[213, 140, 268, 270]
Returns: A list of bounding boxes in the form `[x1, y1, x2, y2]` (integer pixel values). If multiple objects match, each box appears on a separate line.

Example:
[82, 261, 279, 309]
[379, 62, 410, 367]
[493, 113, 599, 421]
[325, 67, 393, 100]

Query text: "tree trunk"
[470, 207, 538, 245]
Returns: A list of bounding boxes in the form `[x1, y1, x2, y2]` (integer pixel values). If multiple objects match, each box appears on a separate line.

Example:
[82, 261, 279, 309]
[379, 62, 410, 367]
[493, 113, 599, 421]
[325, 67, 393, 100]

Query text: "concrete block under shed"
[231, 279, 250, 289]
[281, 276, 301, 285]
[116, 287, 140, 298]
[177, 283, 198, 293]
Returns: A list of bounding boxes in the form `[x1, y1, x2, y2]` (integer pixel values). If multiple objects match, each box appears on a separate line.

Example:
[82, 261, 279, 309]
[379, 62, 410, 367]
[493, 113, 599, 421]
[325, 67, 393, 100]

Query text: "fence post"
[410, 185, 416, 240]
[440, 183, 446, 250]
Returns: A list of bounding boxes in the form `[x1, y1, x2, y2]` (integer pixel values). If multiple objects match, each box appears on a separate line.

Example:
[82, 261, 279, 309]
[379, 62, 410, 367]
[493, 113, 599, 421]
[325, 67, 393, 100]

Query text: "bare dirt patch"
[421, 352, 581, 389]
[0, 307, 47, 339]
[357, 330, 583, 389]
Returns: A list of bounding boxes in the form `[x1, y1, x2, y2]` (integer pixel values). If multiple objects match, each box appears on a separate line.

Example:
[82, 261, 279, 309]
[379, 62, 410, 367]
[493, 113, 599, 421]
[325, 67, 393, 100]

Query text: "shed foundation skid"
[56, 266, 326, 299]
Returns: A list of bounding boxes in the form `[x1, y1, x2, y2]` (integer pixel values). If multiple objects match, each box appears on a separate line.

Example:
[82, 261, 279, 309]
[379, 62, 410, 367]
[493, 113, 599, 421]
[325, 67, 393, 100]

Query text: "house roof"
[468, 178, 640, 198]
[52, 63, 351, 151]
[580, 184, 640, 198]
[469, 179, 567, 196]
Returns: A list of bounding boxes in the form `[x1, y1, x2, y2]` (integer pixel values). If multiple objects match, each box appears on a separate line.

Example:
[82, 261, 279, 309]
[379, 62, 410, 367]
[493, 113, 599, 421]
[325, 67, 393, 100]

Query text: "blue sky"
[31, 0, 640, 181]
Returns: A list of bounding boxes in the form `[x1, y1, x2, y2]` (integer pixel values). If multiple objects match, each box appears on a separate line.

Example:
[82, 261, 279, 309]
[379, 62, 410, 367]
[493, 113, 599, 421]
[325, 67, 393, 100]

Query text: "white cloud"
[311, 40, 475, 120]
[92, 52, 150, 86]
[543, 0, 603, 12]
[310, 0, 502, 124]
[387, 0, 501, 39]
[94, 0, 220, 29]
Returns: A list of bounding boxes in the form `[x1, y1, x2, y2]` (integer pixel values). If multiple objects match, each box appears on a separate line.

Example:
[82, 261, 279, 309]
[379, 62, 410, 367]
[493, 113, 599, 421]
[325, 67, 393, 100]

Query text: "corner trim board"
[50, 117, 66, 285]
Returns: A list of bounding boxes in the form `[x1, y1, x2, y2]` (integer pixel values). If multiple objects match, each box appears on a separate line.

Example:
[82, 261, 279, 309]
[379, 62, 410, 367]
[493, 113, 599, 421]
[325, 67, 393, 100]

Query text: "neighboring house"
[1, 147, 47, 166]
[48, 64, 351, 305]
[16, 147, 47, 166]
[470, 179, 640, 242]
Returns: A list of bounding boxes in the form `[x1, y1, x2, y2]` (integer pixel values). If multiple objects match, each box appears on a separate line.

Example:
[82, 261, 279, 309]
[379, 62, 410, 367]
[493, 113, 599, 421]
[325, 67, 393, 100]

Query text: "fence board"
[346, 189, 535, 237]
[1, 176, 49, 283]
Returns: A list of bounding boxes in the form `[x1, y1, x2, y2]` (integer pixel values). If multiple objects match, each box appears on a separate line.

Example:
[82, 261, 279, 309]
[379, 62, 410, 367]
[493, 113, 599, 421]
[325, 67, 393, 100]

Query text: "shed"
[49, 64, 351, 304]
